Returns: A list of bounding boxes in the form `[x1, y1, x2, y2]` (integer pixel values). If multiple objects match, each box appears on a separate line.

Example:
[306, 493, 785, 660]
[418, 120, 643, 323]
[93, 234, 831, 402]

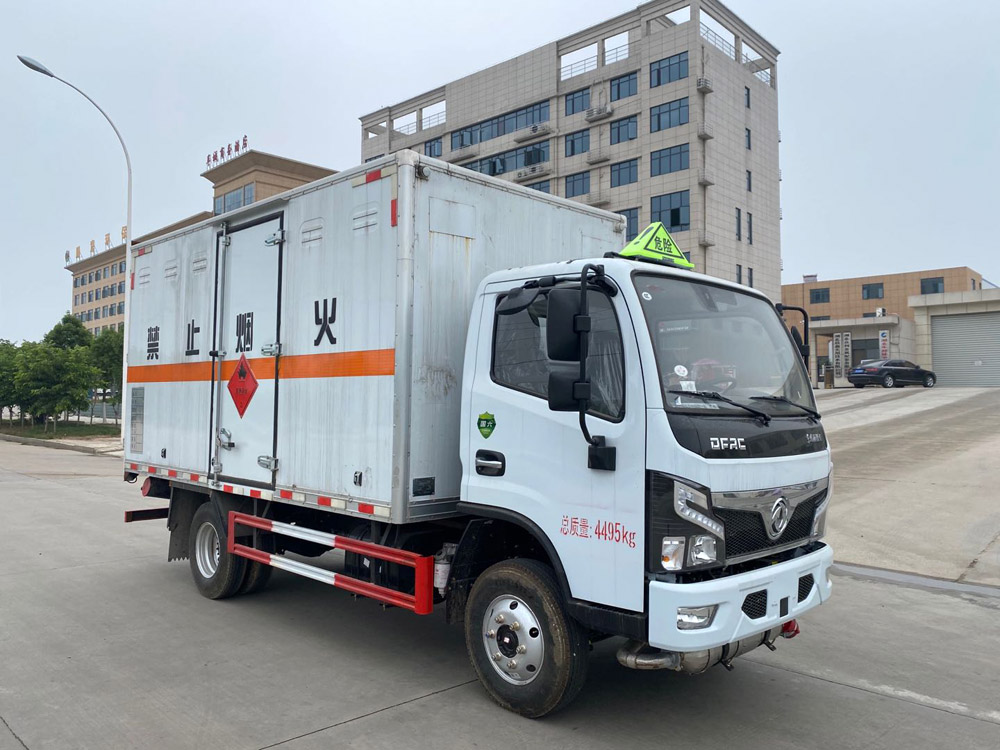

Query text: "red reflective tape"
[223, 484, 233, 493]
[167, 470, 177, 478]
[318, 496, 332, 507]
[129, 463, 138, 470]
[190, 473, 200, 482]
[148, 467, 156, 474]
[365, 169, 382, 183]
[279, 489, 293, 500]
[391, 198, 398, 227]
[250, 489, 261, 499]
[358, 502, 374, 515]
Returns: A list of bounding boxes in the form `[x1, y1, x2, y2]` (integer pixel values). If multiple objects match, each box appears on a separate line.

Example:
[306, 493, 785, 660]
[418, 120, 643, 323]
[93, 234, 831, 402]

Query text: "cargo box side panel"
[406, 164, 625, 518]
[274, 175, 397, 506]
[125, 227, 217, 472]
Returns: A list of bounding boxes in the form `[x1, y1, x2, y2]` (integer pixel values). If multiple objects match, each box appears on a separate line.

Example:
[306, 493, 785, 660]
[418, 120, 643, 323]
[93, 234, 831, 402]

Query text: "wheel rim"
[195, 521, 221, 579]
[885, 376, 893, 387]
[481, 595, 544, 685]
[927, 377, 934, 386]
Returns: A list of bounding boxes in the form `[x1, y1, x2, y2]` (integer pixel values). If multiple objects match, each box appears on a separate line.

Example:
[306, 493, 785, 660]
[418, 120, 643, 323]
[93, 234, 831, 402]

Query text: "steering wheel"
[702, 375, 738, 393]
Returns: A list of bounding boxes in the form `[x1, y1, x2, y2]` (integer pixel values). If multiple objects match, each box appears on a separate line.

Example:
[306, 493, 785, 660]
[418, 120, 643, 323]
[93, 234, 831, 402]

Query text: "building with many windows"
[66, 150, 335, 335]
[359, 0, 782, 299]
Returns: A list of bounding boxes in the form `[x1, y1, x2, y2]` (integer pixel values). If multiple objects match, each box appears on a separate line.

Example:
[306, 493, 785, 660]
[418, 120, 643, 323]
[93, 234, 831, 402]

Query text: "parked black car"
[848, 359, 936, 388]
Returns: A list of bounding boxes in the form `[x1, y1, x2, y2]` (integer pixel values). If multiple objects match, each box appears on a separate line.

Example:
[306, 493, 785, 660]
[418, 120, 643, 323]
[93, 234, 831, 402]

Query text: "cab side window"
[492, 291, 625, 420]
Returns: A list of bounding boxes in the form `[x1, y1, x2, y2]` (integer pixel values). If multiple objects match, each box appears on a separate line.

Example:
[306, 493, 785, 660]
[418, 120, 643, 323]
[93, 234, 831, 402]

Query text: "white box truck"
[124, 150, 833, 717]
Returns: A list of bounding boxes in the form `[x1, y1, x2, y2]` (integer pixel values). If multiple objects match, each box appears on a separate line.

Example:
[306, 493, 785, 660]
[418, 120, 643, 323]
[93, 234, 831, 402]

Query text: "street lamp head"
[17, 55, 54, 78]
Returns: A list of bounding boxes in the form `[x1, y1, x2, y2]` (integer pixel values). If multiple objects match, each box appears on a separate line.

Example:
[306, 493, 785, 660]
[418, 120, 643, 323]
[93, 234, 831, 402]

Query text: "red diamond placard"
[227, 353, 258, 418]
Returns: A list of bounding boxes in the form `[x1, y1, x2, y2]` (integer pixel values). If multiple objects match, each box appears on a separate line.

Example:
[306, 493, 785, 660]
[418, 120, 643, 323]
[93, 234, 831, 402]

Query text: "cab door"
[464, 281, 647, 613]
[209, 213, 284, 486]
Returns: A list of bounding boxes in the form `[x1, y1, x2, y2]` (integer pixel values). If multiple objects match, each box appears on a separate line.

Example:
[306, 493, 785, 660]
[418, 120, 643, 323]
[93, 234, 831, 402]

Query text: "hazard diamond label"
[228, 353, 258, 418]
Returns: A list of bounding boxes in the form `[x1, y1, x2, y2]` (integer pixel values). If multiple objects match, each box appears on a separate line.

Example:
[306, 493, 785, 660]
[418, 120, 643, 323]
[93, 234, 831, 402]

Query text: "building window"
[810, 288, 830, 304]
[651, 190, 689, 232]
[88, 272, 94, 283]
[103, 305, 109, 317]
[610, 115, 638, 144]
[526, 180, 550, 193]
[73, 277, 79, 288]
[244, 183, 255, 205]
[972, 278, 977, 290]
[94, 308, 100, 320]
[565, 171, 590, 198]
[463, 141, 550, 176]
[119, 261, 125, 273]
[118, 302, 125, 315]
[862, 312, 877, 318]
[610, 158, 638, 187]
[364, 154, 384, 163]
[736, 208, 742, 240]
[565, 88, 590, 116]
[920, 277, 944, 294]
[650, 98, 688, 132]
[118, 281, 125, 294]
[861, 283, 884, 300]
[224, 188, 243, 213]
[214, 195, 224, 215]
[746, 170, 752, 192]
[736, 264, 742, 284]
[745, 86, 751, 108]
[86, 310, 92, 321]
[748, 267, 754, 288]
[618, 208, 639, 241]
[745, 128, 752, 150]
[424, 138, 442, 158]
[812, 316, 830, 321]
[111, 264, 116, 277]
[451, 100, 550, 150]
[649, 51, 688, 88]
[610, 72, 637, 101]
[104, 267, 109, 279]
[565, 129, 590, 157]
[650, 143, 689, 176]
[88, 291, 93, 303]
[748, 213, 753, 245]
[74, 294, 79, 306]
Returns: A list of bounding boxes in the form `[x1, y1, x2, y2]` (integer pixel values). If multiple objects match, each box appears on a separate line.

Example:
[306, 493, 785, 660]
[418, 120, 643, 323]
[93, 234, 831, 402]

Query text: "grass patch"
[0, 422, 121, 439]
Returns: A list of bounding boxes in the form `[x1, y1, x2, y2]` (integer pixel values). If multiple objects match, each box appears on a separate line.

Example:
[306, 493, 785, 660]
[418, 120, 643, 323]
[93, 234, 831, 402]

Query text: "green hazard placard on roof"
[619, 222, 694, 269]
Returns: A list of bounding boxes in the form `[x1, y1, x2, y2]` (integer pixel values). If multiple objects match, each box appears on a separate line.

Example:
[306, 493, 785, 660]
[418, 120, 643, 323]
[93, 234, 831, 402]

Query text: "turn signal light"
[781, 619, 800, 639]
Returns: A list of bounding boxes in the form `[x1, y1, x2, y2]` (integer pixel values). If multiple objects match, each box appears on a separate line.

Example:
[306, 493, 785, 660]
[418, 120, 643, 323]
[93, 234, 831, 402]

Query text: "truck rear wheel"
[238, 559, 273, 595]
[465, 558, 588, 718]
[189, 504, 246, 600]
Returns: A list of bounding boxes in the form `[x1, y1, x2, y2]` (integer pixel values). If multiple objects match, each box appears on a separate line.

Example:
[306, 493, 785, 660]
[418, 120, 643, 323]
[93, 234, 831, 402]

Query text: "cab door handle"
[475, 450, 505, 476]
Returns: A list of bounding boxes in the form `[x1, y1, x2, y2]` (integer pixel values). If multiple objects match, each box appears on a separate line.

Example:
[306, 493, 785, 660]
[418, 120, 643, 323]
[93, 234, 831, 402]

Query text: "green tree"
[14, 342, 97, 433]
[0, 339, 17, 425]
[91, 328, 124, 424]
[44, 313, 92, 350]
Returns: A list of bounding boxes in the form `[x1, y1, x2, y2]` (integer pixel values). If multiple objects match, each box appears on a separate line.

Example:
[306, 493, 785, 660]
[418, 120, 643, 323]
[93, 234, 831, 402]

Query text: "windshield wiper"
[749, 395, 821, 420]
[667, 390, 771, 425]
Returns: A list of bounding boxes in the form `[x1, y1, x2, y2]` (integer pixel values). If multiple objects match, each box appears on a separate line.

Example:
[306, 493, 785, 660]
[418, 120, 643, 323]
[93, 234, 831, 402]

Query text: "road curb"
[0, 432, 119, 456]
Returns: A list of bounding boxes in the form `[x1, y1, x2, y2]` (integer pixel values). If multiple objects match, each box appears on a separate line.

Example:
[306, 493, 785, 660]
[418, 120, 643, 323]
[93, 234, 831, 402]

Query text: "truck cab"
[459, 257, 831, 688]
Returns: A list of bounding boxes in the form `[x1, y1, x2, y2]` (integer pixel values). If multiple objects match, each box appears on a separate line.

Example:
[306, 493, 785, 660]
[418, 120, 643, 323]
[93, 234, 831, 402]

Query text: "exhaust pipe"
[616, 626, 783, 674]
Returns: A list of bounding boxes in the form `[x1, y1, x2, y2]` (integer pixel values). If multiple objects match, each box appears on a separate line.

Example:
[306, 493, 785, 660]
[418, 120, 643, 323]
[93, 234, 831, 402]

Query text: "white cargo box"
[125, 150, 625, 523]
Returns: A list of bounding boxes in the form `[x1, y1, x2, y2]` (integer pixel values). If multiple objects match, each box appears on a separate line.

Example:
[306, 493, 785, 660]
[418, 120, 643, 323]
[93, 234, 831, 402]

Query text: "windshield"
[633, 274, 815, 417]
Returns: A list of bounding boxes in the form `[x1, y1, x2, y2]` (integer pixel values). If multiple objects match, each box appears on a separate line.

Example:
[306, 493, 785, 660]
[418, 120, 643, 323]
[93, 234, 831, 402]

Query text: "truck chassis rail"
[227, 511, 435, 615]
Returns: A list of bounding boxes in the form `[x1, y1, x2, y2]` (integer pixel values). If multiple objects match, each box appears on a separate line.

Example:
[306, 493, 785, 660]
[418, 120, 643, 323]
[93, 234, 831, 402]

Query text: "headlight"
[675, 482, 725, 538]
[677, 605, 718, 630]
[661, 537, 686, 570]
[689, 535, 718, 565]
[812, 472, 833, 537]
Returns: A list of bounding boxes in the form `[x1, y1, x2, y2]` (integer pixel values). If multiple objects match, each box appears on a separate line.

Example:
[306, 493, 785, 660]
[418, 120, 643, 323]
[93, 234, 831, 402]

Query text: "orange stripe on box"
[128, 361, 213, 383]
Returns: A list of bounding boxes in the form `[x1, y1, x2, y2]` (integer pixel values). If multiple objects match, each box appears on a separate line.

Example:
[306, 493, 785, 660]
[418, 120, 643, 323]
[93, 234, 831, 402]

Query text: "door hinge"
[257, 455, 278, 471]
[260, 343, 281, 357]
[219, 235, 231, 247]
[264, 230, 285, 246]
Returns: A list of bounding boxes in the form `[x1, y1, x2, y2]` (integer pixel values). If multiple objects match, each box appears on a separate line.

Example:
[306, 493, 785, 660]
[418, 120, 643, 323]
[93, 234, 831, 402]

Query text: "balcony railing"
[700, 22, 735, 60]
[604, 43, 630, 65]
[560, 54, 598, 80]
[421, 110, 447, 129]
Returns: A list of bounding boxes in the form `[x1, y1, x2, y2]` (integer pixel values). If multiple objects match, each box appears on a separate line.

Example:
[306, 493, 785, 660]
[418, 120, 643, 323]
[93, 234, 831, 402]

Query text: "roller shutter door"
[931, 312, 1000, 386]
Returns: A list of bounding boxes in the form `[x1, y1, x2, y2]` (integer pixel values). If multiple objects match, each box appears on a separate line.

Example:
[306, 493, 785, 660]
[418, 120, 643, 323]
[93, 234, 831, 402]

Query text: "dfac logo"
[766, 497, 791, 539]
[710, 437, 746, 450]
[477, 413, 496, 439]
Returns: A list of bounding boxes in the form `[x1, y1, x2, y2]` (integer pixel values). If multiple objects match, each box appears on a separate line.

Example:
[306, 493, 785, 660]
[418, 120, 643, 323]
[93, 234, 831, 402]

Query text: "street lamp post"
[18, 55, 132, 445]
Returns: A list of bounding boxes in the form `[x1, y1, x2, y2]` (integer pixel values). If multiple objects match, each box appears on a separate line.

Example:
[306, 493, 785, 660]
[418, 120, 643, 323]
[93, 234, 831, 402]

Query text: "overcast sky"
[2, 0, 998, 342]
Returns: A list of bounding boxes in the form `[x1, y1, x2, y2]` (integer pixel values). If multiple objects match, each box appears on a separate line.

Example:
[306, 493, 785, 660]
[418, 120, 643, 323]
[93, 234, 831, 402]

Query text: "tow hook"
[780, 619, 800, 639]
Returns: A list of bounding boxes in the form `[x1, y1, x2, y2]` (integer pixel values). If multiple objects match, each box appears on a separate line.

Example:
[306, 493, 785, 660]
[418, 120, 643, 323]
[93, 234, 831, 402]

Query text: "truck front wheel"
[465, 558, 589, 718]
[189, 504, 246, 600]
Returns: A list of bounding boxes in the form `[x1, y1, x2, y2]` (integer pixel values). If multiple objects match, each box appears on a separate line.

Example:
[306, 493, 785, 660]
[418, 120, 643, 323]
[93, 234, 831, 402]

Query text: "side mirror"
[546, 287, 587, 361]
[547, 366, 589, 412]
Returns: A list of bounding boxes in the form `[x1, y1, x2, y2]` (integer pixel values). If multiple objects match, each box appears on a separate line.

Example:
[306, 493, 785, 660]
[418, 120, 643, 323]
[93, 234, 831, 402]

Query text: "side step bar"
[227, 511, 435, 615]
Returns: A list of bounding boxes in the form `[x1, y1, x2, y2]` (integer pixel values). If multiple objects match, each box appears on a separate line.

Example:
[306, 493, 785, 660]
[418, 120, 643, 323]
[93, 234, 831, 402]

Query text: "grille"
[798, 574, 815, 603]
[742, 590, 767, 619]
[715, 495, 819, 559]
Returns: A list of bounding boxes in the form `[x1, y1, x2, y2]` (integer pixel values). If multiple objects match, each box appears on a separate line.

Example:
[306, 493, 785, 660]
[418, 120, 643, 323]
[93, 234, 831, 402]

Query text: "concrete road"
[1, 390, 999, 750]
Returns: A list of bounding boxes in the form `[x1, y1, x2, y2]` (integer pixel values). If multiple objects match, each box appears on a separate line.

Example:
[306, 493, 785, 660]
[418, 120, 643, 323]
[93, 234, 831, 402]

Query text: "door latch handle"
[217, 427, 234, 450]
[475, 450, 505, 476]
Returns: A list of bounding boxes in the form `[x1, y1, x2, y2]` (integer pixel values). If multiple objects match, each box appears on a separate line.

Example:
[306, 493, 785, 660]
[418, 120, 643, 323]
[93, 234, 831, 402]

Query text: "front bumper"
[648, 544, 833, 651]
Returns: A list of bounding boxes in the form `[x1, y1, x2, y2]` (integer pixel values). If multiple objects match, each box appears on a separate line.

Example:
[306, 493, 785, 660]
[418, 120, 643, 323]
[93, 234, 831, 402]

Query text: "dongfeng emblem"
[767, 497, 790, 539]
[477, 412, 496, 439]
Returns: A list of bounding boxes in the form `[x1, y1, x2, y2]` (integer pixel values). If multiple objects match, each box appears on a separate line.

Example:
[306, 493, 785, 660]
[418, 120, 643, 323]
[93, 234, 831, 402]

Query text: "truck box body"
[125, 151, 625, 523]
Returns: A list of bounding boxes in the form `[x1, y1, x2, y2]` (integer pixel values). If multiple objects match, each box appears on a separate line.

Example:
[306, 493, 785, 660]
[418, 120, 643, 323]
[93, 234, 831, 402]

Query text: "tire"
[465, 559, 589, 718]
[881, 374, 894, 388]
[853, 383, 865, 389]
[189, 503, 246, 600]
[238, 559, 273, 595]
[923, 375, 935, 388]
